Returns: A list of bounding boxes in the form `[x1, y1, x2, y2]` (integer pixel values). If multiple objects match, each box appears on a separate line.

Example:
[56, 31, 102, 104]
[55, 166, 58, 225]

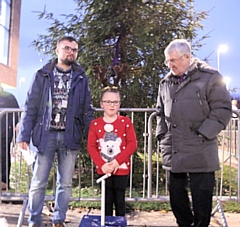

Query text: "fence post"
[147, 111, 157, 198]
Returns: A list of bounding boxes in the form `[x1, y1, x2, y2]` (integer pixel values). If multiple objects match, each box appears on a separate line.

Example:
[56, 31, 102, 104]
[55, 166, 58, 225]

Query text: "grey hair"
[164, 39, 191, 56]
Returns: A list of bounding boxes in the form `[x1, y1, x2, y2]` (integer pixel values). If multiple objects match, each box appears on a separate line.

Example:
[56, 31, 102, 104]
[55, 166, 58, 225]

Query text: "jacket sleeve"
[82, 78, 95, 139]
[156, 83, 168, 140]
[197, 72, 232, 140]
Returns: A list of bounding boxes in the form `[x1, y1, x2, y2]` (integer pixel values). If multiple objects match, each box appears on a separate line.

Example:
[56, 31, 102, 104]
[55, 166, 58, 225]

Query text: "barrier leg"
[45, 201, 53, 213]
[17, 198, 28, 227]
[216, 199, 228, 227]
[211, 204, 218, 216]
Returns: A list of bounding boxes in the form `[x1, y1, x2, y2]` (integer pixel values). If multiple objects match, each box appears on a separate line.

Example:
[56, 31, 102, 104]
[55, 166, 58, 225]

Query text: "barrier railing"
[0, 108, 239, 226]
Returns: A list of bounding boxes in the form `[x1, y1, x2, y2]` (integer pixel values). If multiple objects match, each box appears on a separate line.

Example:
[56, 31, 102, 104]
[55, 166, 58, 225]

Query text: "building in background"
[0, 0, 21, 88]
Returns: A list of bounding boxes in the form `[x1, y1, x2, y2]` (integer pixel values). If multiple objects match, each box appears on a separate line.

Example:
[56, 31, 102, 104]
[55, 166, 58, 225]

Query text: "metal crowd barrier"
[0, 108, 239, 227]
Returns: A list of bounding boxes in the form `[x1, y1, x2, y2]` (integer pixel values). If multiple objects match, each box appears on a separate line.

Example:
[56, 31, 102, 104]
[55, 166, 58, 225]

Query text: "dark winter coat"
[156, 58, 232, 173]
[0, 91, 19, 140]
[17, 59, 95, 153]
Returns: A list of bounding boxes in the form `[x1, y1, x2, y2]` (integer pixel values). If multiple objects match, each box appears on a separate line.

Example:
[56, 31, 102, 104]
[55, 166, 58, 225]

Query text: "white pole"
[96, 173, 111, 227]
[217, 44, 228, 72]
[101, 179, 106, 227]
[217, 49, 220, 72]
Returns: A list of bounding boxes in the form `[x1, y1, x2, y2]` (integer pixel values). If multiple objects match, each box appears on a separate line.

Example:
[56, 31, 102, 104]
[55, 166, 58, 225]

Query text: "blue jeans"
[28, 131, 78, 226]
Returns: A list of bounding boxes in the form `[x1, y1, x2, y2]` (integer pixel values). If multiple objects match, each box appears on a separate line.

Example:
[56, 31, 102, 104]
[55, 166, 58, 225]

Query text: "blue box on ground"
[79, 215, 127, 227]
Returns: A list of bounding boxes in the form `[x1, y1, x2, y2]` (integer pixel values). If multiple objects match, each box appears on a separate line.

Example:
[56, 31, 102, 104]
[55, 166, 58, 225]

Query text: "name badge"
[62, 100, 68, 108]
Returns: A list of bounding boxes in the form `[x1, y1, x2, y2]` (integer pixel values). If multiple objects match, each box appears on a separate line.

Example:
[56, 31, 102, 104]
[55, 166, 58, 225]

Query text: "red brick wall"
[0, 0, 22, 88]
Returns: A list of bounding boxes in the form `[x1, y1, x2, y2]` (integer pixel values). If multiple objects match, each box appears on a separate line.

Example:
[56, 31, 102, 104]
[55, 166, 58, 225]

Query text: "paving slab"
[0, 203, 240, 227]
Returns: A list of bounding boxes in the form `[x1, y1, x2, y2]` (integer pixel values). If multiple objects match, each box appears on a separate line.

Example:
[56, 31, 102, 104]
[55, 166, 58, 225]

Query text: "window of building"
[0, 0, 11, 65]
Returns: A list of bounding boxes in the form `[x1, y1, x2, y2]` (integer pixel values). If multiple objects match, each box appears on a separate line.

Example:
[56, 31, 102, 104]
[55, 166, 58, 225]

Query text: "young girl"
[87, 86, 137, 216]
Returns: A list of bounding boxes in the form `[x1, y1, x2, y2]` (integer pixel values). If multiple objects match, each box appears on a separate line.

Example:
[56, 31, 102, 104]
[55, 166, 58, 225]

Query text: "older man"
[156, 39, 232, 227]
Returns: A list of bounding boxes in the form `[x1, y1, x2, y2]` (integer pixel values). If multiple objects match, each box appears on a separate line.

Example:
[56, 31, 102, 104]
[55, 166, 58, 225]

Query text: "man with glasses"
[17, 36, 94, 227]
[156, 39, 232, 227]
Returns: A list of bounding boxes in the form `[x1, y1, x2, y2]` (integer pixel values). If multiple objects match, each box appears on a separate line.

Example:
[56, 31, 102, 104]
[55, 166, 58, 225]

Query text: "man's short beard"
[62, 58, 75, 66]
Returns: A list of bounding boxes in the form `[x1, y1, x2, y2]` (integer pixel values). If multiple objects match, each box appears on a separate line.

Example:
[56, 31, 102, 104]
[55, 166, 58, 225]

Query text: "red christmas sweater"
[87, 115, 137, 175]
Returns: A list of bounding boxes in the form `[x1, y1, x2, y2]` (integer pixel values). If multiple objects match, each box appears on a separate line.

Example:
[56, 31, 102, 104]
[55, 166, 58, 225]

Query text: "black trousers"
[99, 174, 128, 216]
[1, 138, 11, 185]
[169, 172, 215, 227]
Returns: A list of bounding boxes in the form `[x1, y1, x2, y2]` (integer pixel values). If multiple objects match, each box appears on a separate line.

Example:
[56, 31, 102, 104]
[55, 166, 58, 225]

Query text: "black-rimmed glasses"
[102, 100, 121, 106]
[62, 46, 78, 53]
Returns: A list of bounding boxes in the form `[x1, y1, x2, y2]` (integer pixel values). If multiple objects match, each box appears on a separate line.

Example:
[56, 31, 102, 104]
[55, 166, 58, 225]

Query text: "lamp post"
[217, 44, 228, 72]
[217, 45, 229, 90]
[18, 77, 25, 107]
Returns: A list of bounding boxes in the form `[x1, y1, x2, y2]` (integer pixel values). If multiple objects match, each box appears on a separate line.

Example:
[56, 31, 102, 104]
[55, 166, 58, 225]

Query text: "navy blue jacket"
[17, 59, 95, 153]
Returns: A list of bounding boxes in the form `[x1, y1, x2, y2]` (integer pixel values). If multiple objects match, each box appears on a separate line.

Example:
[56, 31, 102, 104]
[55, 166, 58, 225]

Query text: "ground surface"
[0, 203, 240, 227]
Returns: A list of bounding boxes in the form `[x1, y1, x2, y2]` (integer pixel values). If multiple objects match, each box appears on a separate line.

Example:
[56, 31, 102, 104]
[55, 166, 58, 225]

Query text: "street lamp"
[223, 76, 231, 90]
[217, 44, 228, 71]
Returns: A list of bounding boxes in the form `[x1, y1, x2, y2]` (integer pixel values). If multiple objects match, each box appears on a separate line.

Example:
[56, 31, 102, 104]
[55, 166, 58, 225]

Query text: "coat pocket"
[32, 122, 43, 147]
[73, 116, 82, 144]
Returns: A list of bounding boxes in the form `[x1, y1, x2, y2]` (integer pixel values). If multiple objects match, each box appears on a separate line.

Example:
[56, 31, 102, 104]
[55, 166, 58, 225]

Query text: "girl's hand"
[101, 162, 114, 174]
[109, 159, 120, 174]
